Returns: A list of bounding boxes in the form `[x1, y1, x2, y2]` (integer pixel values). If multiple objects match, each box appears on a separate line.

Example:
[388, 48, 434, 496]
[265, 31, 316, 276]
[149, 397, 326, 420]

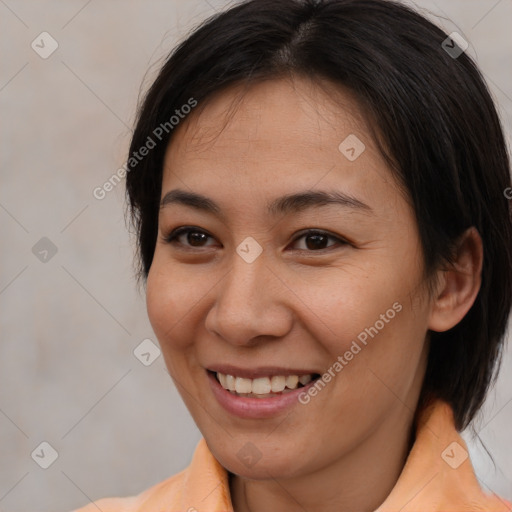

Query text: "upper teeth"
[216, 372, 313, 394]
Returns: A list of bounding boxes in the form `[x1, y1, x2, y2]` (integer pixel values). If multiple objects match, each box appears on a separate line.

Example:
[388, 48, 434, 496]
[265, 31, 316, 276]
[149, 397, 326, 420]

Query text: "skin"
[146, 76, 483, 512]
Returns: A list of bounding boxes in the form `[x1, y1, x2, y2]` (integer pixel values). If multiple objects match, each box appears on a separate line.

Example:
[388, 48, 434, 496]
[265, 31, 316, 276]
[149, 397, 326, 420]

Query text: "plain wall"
[0, 1, 511, 510]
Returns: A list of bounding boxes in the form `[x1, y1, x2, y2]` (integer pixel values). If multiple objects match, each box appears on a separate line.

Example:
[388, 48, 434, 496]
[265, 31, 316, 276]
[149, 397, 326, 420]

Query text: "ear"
[428, 227, 483, 332]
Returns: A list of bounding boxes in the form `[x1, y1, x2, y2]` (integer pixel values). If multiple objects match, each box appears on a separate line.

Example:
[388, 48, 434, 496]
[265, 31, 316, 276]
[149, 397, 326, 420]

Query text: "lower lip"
[207, 371, 318, 419]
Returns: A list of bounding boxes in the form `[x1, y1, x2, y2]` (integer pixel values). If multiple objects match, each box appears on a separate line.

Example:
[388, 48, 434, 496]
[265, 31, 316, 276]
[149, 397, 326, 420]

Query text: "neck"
[229, 405, 416, 512]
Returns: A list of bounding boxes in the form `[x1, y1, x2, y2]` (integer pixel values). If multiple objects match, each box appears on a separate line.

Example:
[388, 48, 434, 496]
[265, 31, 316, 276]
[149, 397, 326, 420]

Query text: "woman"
[74, 0, 512, 510]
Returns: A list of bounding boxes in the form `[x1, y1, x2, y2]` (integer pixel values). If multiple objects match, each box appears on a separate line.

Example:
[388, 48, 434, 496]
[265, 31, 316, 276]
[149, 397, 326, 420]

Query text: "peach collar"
[179, 400, 510, 511]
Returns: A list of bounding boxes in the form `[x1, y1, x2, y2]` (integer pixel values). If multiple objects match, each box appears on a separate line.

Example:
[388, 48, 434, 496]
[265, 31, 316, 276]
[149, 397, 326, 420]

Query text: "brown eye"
[164, 227, 216, 248]
[163, 227, 347, 252]
[186, 231, 210, 246]
[291, 230, 347, 251]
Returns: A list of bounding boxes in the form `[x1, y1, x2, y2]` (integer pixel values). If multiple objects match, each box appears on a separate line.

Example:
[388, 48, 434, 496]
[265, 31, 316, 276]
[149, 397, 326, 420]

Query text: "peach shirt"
[73, 400, 511, 511]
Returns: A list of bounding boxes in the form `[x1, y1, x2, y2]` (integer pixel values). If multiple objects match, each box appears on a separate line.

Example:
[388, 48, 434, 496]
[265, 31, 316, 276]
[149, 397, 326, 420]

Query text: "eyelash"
[162, 226, 349, 252]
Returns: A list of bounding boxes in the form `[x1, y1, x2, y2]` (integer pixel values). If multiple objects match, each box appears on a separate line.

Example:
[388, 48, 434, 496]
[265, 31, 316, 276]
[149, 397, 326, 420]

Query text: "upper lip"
[207, 365, 320, 379]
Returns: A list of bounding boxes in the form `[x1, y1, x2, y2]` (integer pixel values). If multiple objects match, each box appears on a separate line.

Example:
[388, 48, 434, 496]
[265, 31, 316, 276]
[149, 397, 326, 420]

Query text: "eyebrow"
[160, 188, 373, 216]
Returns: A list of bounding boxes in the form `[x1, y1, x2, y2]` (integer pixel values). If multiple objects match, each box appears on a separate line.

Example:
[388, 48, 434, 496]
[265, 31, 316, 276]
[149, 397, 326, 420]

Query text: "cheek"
[295, 266, 403, 342]
[298, 259, 428, 372]
[330, 294, 428, 404]
[146, 261, 206, 352]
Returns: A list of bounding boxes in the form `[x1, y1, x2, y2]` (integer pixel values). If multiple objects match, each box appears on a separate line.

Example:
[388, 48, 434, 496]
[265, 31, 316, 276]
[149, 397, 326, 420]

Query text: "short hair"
[125, 0, 512, 430]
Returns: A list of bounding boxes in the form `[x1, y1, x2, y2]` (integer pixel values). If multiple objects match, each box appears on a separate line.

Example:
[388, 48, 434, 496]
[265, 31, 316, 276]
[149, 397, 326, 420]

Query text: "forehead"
[161, 77, 403, 219]
[167, 77, 370, 159]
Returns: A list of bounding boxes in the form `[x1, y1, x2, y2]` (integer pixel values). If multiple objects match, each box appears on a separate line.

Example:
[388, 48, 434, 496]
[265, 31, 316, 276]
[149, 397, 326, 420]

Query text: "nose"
[204, 253, 293, 346]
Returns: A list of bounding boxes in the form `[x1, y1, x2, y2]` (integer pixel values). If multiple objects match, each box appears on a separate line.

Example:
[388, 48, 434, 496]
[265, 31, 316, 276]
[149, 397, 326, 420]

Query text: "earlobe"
[428, 227, 483, 332]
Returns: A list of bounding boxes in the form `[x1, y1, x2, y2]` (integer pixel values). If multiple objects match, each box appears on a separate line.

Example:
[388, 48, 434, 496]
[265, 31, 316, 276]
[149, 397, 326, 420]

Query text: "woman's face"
[146, 77, 435, 480]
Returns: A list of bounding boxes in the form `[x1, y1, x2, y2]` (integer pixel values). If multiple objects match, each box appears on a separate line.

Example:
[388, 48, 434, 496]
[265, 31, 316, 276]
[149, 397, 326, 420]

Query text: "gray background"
[0, 1, 511, 511]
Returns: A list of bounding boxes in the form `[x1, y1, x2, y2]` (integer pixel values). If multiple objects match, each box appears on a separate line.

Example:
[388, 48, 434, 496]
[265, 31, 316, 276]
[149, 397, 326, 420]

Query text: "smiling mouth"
[210, 370, 321, 398]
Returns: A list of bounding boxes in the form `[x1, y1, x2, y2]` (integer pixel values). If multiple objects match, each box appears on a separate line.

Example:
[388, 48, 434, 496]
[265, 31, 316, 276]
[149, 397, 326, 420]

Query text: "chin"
[206, 436, 307, 480]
